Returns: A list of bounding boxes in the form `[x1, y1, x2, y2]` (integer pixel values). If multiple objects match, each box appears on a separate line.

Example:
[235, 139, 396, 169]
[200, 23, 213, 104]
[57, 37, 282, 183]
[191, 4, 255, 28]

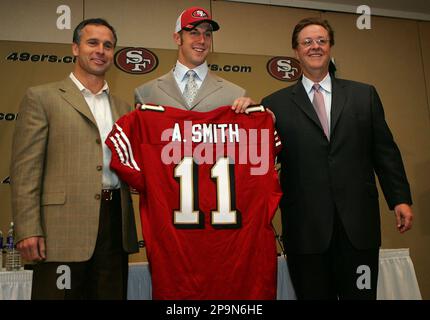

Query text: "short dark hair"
[292, 17, 334, 49]
[72, 18, 117, 47]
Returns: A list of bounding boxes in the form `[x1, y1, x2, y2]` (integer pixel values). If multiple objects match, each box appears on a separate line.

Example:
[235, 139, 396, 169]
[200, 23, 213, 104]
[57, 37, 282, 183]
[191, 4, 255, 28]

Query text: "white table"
[127, 249, 422, 300]
[0, 249, 421, 300]
[377, 248, 422, 299]
[0, 270, 32, 300]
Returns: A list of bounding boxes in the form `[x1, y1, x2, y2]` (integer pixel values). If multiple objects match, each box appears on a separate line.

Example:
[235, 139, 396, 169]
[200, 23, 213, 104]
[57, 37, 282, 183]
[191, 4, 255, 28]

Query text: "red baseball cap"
[175, 6, 220, 33]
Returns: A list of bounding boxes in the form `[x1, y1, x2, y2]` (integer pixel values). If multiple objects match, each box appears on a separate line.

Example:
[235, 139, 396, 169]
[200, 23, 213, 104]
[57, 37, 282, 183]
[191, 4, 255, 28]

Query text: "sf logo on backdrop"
[266, 57, 302, 82]
[114, 47, 159, 74]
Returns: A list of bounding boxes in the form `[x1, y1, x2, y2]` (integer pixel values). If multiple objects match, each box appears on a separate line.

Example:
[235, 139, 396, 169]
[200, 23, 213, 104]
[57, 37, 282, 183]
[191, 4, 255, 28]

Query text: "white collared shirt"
[69, 72, 120, 189]
[302, 73, 332, 133]
[173, 60, 208, 94]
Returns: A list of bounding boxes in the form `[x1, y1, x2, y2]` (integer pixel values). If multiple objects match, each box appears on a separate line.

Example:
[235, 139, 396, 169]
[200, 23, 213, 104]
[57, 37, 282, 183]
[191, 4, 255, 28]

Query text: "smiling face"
[294, 24, 332, 82]
[174, 22, 212, 69]
[72, 24, 115, 78]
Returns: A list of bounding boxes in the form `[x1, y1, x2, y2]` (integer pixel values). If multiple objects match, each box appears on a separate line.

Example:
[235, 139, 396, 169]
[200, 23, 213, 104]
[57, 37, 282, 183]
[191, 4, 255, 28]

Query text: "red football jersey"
[106, 105, 282, 300]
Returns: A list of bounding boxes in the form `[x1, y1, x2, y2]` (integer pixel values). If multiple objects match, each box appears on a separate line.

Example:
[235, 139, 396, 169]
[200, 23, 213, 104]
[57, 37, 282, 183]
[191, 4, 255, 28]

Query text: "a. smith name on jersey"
[171, 122, 240, 144]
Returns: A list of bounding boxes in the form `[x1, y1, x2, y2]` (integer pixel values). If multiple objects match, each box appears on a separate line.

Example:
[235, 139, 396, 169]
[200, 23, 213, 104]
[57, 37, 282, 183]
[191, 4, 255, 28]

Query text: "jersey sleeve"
[273, 127, 282, 158]
[106, 112, 146, 193]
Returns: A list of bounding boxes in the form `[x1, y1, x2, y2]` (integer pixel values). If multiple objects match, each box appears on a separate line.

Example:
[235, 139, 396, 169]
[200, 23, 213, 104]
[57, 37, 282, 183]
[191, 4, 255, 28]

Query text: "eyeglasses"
[300, 38, 330, 47]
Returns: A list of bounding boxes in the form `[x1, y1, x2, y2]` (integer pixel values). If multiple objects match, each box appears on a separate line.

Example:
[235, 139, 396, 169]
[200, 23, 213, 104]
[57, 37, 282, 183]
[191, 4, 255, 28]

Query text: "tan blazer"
[10, 77, 138, 262]
[134, 70, 246, 111]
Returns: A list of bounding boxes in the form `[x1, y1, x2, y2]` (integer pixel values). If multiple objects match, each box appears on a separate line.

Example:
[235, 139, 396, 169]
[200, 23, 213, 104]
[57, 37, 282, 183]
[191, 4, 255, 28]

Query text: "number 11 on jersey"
[174, 157, 241, 229]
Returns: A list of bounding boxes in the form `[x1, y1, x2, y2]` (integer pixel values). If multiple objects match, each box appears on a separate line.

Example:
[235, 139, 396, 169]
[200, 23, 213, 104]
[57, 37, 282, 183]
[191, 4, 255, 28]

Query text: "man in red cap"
[135, 6, 254, 112]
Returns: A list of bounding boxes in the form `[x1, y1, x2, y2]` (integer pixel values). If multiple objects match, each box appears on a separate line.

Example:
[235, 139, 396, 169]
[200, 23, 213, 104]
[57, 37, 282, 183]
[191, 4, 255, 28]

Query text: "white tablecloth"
[127, 249, 422, 300]
[377, 248, 422, 299]
[127, 261, 153, 300]
[0, 270, 32, 300]
[0, 248, 421, 300]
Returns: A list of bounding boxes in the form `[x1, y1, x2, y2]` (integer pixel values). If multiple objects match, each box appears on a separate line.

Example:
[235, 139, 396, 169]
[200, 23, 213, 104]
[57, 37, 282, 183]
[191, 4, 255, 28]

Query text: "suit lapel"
[330, 78, 347, 135]
[158, 71, 189, 108]
[291, 81, 323, 132]
[59, 77, 97, 126]
[109, 95, 120, 122]
[156, 71, 223, 110]
[191, 73, 222, 109]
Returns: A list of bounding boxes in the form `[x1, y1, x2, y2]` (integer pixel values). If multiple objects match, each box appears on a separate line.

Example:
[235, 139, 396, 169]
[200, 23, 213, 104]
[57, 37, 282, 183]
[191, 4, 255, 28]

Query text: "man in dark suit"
[262, 17, 413, 299]
[11, 18, 138, 299]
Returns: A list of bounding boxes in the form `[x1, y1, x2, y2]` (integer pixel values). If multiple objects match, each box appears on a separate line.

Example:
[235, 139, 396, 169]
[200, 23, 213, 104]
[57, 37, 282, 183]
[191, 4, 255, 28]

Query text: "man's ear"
[72, 42, 79, 57]
[173, 32, 182, 46]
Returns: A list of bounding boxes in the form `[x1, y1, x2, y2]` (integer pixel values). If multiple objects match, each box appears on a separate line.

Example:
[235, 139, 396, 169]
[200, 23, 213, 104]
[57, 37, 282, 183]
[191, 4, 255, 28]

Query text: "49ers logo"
[114, 47, 158, 74]
[266, 56, 302, 82]
[192, 10, 208, 18]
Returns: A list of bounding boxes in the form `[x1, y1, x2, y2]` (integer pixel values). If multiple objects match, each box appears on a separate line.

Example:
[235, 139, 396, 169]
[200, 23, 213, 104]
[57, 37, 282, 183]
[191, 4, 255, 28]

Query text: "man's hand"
[17, 236, 46, 262]
[231, 97, 255, 113]
[394, 203, 413, 233]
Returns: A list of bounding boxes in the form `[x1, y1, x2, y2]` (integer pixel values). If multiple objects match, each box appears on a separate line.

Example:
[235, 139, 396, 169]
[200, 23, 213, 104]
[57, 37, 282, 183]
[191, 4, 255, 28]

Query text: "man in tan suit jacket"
[135, 6, 253, 112]
[10, 18, 138, 299]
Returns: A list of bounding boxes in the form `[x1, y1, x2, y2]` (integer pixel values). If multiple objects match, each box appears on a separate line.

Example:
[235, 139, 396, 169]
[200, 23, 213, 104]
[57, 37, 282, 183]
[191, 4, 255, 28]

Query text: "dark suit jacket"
[11, 77, 139, 261]
[262, 77, 412, 254]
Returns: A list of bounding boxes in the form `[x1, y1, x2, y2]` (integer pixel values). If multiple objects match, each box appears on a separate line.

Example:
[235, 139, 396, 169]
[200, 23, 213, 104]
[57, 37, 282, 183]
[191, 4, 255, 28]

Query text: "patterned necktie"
[312, 83, 330, 140]
[183, 70, 198, 107]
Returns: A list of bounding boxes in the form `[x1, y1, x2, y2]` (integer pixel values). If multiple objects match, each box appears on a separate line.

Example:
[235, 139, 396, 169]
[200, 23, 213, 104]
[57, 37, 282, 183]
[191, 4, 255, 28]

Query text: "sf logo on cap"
[192, 10, 208, 18]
